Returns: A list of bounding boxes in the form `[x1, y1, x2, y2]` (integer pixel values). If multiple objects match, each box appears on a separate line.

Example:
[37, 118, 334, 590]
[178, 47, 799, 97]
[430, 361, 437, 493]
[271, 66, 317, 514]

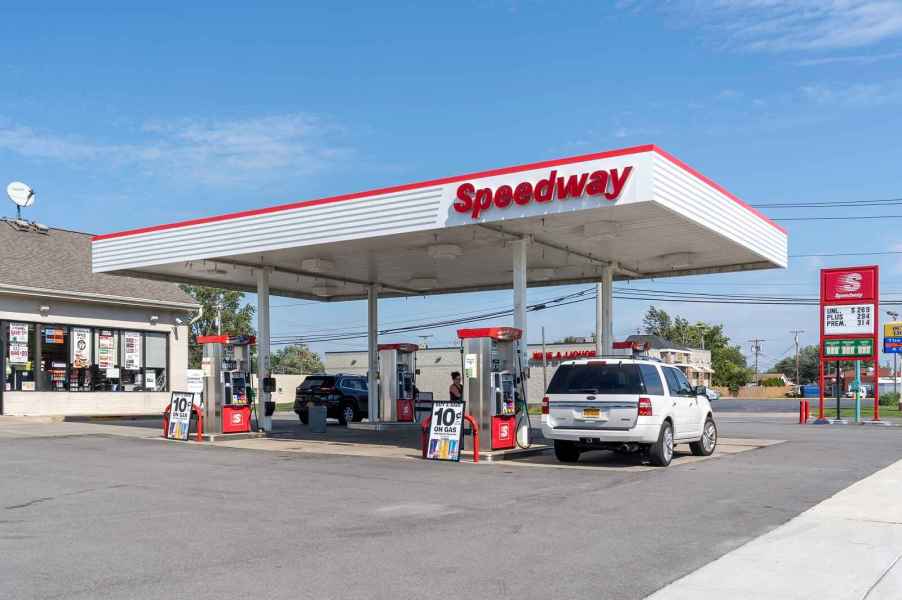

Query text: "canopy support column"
[595, 282, 604, 357]
[256, 267, 272, 432]
[600, 265, 614, 354]
[512, 238, 528, 383]
[367, 285, 379, 422]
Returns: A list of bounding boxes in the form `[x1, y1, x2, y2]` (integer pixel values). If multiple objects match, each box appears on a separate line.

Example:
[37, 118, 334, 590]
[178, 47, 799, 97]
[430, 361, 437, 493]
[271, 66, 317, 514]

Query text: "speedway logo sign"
[822, 268, 876, 302]
[453, 166, 633, 219]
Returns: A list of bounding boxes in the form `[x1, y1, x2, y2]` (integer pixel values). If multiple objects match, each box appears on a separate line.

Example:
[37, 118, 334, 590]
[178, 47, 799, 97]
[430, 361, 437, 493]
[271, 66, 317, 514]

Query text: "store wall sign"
[531, 350, 597, 362]
[453, 166, 633, 219]
[824, 304, 874, 335]
[824, 338, 873, 358]
[823, 269, 876, 302]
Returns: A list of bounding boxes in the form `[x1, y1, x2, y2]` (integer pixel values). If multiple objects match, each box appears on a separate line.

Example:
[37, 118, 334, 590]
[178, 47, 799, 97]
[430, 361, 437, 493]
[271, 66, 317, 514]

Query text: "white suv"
[541, 357, 717, 467]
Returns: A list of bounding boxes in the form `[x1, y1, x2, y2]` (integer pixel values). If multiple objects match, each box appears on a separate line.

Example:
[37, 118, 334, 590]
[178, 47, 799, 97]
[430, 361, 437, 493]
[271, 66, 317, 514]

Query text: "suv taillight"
[542, 396, 549, 415]
[638, 397, 652, 417]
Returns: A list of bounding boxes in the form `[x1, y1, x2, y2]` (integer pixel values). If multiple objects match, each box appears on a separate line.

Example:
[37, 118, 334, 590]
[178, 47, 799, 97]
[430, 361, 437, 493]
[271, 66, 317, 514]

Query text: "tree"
[773, 345, 819, 384]
[179, 285, 255, 368]
[557, 335, 590, 344]
[642, 306, 751, 390]
[271, 345, 324, 374]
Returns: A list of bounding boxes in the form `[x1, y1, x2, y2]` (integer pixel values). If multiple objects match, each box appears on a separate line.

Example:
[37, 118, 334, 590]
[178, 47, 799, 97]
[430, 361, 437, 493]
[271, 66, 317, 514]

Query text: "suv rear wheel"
[338, 399, 358, 426]
[649, 420, 674, 467]
[298, 410, 309, 425]
[554, 440, 581, 463]
[690, 416, 717, 456]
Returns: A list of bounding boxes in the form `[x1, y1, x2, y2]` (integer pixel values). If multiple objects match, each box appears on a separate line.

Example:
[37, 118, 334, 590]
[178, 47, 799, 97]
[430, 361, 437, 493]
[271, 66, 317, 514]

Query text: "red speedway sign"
[453, 166, 633, 219]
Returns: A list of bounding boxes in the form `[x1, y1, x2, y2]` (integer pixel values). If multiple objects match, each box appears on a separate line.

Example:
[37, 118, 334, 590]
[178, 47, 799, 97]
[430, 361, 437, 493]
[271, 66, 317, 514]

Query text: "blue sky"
[2, 1, 902, 369]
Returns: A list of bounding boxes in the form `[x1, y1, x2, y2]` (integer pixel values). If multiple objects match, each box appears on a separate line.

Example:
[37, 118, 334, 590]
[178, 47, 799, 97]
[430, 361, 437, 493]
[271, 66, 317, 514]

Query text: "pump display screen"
[547, 364, 644, 395]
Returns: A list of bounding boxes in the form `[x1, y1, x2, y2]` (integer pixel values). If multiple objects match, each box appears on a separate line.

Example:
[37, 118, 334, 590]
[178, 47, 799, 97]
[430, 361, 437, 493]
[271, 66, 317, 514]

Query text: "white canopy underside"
[92, 145, 788, 301]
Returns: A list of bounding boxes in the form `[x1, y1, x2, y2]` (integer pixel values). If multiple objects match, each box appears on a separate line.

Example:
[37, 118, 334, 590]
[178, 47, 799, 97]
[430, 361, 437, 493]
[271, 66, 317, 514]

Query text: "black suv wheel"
[338, 399, 359, 425]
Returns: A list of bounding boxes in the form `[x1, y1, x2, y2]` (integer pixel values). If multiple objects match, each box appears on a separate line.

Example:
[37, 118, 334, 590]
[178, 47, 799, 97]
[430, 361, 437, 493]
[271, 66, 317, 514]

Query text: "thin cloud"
[800, 80, 902, 107]
[795, 50, 902, 66]
[628, 1, 902, 53]
[0, 113, 350, 185]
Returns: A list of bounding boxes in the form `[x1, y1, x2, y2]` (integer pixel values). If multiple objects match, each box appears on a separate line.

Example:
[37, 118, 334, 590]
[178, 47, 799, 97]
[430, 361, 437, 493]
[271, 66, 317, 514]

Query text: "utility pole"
[790, 330, 805, 385]
[748, 339, 765, 386]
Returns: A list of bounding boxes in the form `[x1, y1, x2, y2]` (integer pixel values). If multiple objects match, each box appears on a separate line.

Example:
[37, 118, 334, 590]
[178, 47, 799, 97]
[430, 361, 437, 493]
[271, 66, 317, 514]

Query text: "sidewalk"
[646, 458, 902, 599]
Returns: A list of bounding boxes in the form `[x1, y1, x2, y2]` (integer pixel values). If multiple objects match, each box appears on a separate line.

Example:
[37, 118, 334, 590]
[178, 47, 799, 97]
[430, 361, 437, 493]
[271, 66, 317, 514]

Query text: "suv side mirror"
[694, 385, 707, 397]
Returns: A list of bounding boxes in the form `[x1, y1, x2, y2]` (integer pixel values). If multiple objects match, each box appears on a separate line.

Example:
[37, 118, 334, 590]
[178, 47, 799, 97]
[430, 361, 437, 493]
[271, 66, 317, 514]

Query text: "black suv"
[294, 374, 369, 426]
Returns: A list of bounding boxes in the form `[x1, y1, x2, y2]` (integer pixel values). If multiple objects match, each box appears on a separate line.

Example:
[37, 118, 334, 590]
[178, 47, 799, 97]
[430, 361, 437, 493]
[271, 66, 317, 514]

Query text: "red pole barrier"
[162, 405, 171, 438]
[194, 405, 204, 441]
[799, 400, 805, 424]
[464, 414, 479, 464]
[805, 400, 810, 422]
[421, 416, 431, 459]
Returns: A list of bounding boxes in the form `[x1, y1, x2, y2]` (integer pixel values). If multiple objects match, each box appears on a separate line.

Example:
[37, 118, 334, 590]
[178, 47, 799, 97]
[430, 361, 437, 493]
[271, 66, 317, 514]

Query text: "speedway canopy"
[91, 144, 788, 300]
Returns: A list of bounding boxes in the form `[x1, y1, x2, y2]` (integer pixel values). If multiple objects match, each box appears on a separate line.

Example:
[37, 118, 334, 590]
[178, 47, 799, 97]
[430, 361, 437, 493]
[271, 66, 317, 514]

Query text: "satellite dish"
[7, 181, 35, 207]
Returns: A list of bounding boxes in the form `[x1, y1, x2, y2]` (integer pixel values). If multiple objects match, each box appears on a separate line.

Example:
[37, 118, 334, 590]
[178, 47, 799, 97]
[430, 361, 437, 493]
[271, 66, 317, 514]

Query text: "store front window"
[120, 331, 144, 391]
[3, 322, 169, 393]
[69, 327, 93, 392]
[144, 332, 167, 392]
[41, 325, 69, 391]
[5, 322, 36, 391]
[92, 330, 120, 391]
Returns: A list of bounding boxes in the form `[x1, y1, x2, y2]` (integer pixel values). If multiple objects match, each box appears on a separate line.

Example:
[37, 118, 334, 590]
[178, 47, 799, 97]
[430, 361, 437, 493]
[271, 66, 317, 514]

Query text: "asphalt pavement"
[2, 414, 902, 600]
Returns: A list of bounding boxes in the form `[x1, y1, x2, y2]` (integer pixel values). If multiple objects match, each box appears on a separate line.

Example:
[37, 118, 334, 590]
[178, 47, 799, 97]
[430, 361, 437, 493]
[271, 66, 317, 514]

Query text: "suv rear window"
[547, 363, 644, 395]
[300, 376, 336, 391]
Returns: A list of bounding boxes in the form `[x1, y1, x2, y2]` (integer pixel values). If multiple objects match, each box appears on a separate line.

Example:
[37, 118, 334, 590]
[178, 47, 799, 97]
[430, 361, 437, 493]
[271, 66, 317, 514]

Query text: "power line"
[752, 198, 902, 208]
[791, 250, 902, 258]
[774, 215, 902, 222]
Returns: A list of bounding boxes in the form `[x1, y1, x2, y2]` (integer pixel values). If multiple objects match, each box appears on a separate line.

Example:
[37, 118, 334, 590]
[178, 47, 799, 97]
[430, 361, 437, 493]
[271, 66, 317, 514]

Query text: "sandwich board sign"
[167, 392, 196, 441]
[426, 401, 464, 461]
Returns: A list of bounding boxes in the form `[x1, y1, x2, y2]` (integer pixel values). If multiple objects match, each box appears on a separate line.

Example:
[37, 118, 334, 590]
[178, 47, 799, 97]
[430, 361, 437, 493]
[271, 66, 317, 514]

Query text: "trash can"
[309, 404, 327, 433]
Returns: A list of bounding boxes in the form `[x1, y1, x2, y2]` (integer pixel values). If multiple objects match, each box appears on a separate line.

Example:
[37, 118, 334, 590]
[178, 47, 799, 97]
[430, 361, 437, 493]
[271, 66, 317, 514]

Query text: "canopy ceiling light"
[301, 258, 335, 273]
[652, 252, 697, 270]
[312, 284, 334, 297]
[409, 277, 438, 290]
[583, 222, 621, 240]
[428, 244, 462, 260]
[528, 268, 556, 281]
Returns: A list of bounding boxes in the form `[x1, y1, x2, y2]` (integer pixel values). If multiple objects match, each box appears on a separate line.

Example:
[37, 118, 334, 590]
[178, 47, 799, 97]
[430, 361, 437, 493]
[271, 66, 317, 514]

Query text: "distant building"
[1, 219, 198, 416]
[325, 335, 714, 402]
[625, 334, 713, 387]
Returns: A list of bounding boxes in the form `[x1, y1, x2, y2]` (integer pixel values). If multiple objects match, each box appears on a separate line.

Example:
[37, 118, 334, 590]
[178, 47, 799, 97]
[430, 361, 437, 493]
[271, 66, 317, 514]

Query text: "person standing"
[449, 371, 463, 402]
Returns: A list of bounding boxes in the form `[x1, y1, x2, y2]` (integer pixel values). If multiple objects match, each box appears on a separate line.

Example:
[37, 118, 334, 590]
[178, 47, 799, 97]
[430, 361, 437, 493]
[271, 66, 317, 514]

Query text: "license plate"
[583, 408, 602, 419]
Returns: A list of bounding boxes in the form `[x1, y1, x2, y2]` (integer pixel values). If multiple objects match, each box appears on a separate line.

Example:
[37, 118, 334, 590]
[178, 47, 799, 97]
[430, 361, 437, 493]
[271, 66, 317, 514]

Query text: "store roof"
[91, 144, 789, 301]
[1, 219, 198, 310]
[626, 334, 693, 351]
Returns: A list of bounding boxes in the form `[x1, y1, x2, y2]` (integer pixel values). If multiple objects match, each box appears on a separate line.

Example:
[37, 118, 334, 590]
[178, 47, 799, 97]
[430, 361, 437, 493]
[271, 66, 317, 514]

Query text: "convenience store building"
[0, 219, 197, 416]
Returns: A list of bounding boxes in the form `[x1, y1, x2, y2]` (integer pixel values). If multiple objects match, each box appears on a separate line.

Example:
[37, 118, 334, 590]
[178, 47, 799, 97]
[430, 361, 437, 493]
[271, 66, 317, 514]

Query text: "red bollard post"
[162, 405, 171, 437]
[799, 400, 805, 424]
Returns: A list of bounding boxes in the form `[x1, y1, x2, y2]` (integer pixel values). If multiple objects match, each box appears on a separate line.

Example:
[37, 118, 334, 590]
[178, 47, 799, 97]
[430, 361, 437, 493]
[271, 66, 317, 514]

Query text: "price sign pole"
[818, 266, 879, 424]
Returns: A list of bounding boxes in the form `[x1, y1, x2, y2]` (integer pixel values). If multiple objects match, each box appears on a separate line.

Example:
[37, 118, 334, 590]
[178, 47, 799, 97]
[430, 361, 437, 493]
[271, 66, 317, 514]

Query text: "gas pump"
[457, 327, 529, 453]
[378, 343, 418, 422]
[198, 335, 256, 435]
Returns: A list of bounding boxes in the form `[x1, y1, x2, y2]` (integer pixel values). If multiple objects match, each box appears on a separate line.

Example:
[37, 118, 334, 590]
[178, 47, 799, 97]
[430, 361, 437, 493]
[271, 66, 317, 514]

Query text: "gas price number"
[426, 402, 464, 462]
[823, 304, 874, 335]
